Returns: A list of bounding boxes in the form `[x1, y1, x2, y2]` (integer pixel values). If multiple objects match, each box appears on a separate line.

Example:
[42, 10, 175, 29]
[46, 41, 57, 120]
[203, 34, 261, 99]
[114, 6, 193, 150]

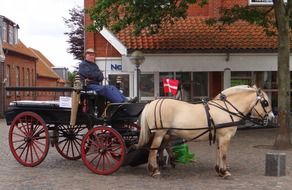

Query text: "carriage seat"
[79, 89, 107, 117]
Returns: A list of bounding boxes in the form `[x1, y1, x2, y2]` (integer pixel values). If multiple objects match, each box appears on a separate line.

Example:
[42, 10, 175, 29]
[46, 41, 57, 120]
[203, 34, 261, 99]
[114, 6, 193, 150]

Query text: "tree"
[64, 6, 85, 61]
[212, 1, 291, 149]
[88, 0, 292, 149]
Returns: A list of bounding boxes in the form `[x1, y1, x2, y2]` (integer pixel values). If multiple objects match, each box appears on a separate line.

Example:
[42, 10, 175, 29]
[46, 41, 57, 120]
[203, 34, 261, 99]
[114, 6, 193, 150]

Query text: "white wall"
[122, 53, 290, 72]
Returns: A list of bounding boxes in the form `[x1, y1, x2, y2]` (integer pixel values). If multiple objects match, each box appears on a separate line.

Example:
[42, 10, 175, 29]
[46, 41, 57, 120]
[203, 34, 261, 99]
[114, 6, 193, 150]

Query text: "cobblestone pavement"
[1, 119, 292, 190]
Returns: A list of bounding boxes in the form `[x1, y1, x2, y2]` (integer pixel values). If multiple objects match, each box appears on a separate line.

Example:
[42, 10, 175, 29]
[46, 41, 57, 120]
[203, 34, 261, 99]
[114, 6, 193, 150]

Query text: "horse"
[136, 85, 274, 178]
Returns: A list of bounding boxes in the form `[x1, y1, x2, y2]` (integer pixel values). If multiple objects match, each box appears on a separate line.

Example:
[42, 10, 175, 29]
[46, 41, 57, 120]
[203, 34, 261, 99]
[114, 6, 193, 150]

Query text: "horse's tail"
[137, 103, 150, 148]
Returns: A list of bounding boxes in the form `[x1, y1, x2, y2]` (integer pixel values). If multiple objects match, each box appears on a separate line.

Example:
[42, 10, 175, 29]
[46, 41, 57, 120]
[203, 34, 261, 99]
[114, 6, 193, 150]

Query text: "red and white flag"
[163, 78, 179, 95]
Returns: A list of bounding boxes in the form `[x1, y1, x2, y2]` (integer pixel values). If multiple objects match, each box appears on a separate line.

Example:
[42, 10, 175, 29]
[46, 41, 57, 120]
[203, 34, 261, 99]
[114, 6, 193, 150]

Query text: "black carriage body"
[4, 86, 148, 172]
[4, 101, 92, 126]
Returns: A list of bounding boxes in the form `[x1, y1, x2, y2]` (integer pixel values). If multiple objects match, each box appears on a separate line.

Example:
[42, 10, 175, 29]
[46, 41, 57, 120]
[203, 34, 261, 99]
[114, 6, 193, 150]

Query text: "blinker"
[261, 99, 269, 108]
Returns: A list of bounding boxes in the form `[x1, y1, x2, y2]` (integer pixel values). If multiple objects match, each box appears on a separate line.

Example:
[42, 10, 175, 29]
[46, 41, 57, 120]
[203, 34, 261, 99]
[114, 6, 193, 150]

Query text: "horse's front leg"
[215, 135, 232, 179]
[148, 131, 167, 177]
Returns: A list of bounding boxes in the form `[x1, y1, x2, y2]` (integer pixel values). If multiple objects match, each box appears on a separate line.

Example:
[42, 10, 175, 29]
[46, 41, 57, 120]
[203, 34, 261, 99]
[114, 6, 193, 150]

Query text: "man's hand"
[84, 78, 93, 86]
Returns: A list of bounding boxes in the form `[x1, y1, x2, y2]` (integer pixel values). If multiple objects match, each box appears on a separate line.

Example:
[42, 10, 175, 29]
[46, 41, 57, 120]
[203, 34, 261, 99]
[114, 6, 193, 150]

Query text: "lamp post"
[129, 50, 145, 102]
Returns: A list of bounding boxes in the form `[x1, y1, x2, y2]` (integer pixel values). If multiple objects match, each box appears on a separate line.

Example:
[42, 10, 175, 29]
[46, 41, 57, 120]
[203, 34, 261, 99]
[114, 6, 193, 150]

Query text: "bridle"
[250, 90, 272, 126]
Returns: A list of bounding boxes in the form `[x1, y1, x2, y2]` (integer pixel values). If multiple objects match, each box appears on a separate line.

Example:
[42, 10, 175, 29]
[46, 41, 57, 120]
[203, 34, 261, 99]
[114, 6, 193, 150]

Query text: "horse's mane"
[217, 85, 257, 97]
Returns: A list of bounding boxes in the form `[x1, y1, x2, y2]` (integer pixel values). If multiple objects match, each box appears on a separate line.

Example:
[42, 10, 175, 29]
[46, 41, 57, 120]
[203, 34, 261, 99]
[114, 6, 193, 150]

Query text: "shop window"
[159, 72, 174, 96]
[176, 72, 191, 101]
[108, 74, 129, 97]
[231, 71, 252, 86]
[192, 72, 208, 98]
[140, 74, 154, 97]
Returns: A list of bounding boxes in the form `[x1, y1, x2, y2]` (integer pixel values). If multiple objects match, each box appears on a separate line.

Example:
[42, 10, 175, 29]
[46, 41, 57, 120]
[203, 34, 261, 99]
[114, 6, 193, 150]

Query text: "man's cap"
[85, 48, 95, 54]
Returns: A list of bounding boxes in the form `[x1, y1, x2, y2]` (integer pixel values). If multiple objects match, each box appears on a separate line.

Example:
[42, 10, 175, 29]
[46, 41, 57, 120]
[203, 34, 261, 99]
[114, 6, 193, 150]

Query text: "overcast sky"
[0, 0, 83, 71]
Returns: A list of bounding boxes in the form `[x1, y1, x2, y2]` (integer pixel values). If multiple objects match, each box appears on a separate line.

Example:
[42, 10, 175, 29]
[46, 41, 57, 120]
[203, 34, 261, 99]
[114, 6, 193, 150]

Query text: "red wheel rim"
[81, 125, 125, 175]
[55, 124, 88, 160]
[9, 112, 49, 167]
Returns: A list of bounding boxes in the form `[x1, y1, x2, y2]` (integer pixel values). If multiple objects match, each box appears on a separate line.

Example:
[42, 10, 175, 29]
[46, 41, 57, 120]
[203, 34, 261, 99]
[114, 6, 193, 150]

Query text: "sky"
[0, 0, 83, 71]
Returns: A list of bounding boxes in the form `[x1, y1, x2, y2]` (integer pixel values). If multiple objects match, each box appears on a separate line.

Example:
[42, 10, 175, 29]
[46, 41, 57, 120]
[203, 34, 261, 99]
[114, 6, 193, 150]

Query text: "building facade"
[0, 15, 66, 116]
[84, 0, 292, 112]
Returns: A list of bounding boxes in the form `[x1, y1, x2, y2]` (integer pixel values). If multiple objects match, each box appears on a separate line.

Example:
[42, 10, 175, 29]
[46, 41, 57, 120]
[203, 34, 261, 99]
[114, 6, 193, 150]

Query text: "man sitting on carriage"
[79, 48, 138, 103]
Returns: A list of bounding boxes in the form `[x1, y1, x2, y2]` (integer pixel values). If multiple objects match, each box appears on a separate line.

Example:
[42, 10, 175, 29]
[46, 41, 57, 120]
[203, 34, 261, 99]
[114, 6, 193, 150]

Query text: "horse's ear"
[256, 88, 262, 96]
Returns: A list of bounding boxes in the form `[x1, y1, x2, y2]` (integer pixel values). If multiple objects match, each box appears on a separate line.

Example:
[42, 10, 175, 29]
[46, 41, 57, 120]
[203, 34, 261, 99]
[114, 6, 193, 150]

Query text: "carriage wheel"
[81, 125, 126, 175]
[8, 111, 49, 167]
[55, 124, 89, 160]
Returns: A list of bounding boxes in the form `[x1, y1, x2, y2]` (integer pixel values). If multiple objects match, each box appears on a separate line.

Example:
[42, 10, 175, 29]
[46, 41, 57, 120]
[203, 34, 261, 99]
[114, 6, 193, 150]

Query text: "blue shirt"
[79, 60, 104, 85]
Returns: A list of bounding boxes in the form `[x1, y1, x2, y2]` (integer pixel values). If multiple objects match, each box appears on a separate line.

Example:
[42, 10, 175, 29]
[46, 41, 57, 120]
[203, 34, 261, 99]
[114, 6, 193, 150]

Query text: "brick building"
[0, 15, 66, 117]
[84, 0, 292, 112]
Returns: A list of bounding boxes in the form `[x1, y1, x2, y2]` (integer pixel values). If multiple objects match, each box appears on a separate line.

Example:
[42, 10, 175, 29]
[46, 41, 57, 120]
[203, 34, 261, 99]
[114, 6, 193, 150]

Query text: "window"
[140, 74, 154, 97]
[192, 72, 208, 98]
[16, 66, 20, 95]
[176, 72, 191, 101]
[159, 72, 174, 96]
[108, 74, 130, 97]
[2, 22, 7, 42]
[6, 65, 10, 96]
[8, 25, 14, 44]
[231, 71, 252, 86]
[26, 68, 30, 95]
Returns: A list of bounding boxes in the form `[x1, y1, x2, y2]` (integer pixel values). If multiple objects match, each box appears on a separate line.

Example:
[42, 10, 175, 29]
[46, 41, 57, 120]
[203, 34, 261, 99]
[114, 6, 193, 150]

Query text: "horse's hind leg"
[216, 135, 232, 178]
[148, 131, 167, 177]
[158, 135, 176, 169]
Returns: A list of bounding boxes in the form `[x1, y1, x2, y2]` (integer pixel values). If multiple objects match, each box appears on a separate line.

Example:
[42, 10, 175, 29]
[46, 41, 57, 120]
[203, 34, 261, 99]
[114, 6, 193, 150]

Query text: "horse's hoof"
[151, 170, 161, 178]
[170, 162, 176, 168]
[222, 171, 232, 179]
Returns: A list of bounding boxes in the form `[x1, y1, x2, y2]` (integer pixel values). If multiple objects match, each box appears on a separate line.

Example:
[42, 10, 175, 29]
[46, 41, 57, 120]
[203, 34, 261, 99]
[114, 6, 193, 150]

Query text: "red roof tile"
[3, 40, 37, 58]
[29, 48, 60, 79]
[116, 17, 282, 52]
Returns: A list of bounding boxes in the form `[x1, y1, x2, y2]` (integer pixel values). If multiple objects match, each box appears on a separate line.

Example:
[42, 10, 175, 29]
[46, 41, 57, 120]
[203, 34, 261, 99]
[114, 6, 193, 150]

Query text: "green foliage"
[68, 71, 77, 87]
[87, 0, 208, 35]
[218, 5, 277, 36]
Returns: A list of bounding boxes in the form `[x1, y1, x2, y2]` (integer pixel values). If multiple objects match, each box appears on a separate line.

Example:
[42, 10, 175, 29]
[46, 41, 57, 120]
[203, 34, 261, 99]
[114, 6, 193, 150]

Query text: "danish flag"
[163, 78, 179, 95]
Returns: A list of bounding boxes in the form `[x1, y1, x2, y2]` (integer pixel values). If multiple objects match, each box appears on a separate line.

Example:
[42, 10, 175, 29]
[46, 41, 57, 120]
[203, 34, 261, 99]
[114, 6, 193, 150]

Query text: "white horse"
[137, 85, 274, 177]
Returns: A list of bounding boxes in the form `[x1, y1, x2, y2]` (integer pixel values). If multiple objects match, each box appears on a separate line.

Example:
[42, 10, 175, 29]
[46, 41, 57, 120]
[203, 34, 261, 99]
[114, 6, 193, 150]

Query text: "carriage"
[4, 83, 275, 178]
[4, 84, 149, 175]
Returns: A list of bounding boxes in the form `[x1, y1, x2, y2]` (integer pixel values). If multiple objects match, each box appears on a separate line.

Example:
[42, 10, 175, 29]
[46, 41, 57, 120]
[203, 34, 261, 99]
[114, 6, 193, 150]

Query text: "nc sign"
[111, 64, 122, 71]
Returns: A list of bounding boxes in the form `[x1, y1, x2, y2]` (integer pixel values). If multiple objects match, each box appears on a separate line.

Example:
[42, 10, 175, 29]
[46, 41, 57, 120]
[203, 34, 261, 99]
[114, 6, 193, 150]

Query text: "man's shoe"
[128, 96, 139, 103]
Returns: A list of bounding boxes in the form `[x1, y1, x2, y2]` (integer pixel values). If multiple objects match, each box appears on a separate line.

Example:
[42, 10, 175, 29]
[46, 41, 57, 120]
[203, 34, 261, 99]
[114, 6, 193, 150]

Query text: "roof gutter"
[100, 27, 127, 55]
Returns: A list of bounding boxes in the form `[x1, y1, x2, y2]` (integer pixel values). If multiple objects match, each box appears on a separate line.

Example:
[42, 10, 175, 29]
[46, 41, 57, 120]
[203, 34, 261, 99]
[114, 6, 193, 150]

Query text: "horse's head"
[217, 85, 274, 125]
[249, 86, 274, 124]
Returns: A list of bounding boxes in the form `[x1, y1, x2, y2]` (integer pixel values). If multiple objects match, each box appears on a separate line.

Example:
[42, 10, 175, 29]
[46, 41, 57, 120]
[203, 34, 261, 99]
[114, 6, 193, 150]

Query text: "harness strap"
[202, 99, 216, 145]
[153, 98, 166, 129]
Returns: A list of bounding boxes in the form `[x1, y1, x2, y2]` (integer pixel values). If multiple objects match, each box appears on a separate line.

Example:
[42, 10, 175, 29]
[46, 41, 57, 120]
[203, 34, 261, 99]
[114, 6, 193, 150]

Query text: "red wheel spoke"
[32, 140, 45, 155]
[14, 141, 27, 151]
[72, 140, 81, 156]
[55, 124, 89, 160]
[12, 132, 26, 138]
[16, 124, 28, 137]
[81, 126, 125, 175]
[31, 142, 40, 161]
[9, 112, 49, 167]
